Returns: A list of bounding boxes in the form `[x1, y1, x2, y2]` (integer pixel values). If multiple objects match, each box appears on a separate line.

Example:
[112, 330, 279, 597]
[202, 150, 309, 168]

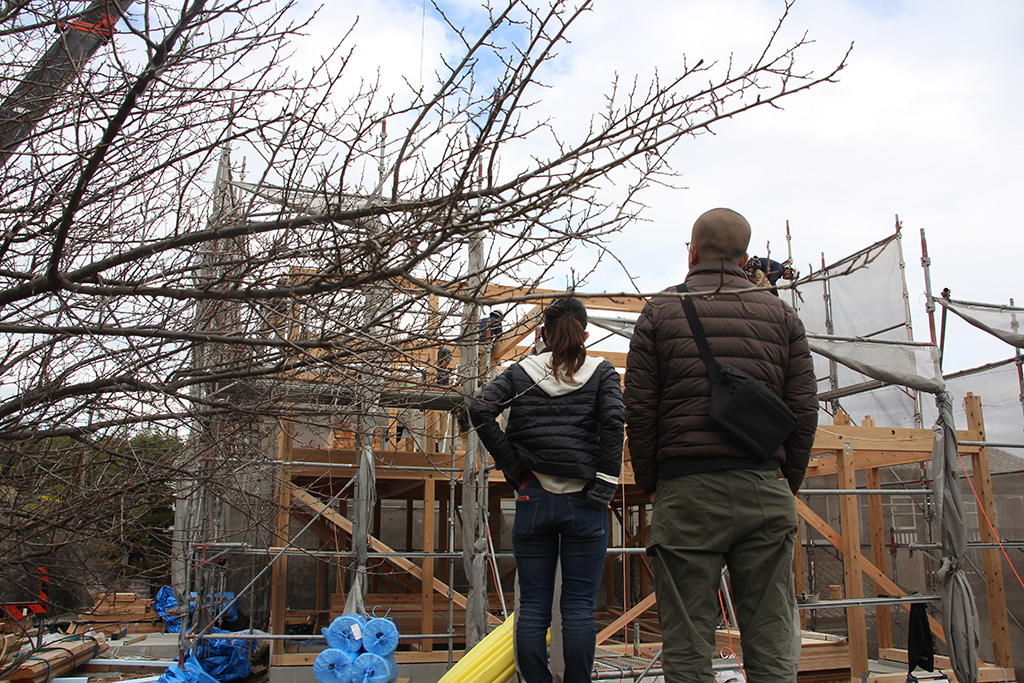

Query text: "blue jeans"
[512, 479, 609, 683]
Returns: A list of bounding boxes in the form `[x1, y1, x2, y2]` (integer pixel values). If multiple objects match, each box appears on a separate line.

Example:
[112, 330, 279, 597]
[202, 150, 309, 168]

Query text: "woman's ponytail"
[544, 298, 588, 382]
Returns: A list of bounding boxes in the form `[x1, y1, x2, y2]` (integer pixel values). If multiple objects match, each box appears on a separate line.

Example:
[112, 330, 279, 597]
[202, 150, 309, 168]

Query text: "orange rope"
[955, 449, 1024, 591]
[717, 588, 747, 681]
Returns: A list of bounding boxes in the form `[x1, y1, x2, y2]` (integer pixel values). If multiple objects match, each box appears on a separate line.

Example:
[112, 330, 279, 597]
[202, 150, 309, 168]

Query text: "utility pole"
[0, 0, 134, 168]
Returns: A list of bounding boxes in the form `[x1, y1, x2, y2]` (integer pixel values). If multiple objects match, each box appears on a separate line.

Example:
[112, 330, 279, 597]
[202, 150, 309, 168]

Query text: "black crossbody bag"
[676, 283, 798, 460]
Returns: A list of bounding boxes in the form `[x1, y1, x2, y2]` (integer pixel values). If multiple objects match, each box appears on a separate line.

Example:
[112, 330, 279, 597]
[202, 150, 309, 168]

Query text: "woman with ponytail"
[469, 297, 624, 683]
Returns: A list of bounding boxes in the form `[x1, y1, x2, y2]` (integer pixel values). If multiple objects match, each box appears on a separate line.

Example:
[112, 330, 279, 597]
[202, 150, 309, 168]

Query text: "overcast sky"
[290, 0, 1023, 377]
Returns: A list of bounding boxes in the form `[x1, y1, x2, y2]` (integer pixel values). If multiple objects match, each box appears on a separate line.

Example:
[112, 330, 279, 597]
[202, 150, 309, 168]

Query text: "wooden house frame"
[260, 287, 1016, 682]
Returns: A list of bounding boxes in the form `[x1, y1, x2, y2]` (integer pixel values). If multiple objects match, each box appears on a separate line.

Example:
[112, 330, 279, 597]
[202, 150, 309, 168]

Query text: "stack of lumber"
[715, 628, 851, 678]
[4, 633, 108, 683]
[73, 592, 164, 635]
[2, 632, 25, 661]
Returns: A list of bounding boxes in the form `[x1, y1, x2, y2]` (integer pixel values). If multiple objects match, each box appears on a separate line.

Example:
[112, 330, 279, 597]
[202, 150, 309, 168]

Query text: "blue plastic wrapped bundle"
[158, 653, 219, 683]
[153, 586, 183, 633]
[313, 648, 356, 683]
[383, 653, 398, 683]
[226, 629, 269, 662]
[323, 614, 366, 652]
[360, 618, 399, 656]
[349, 652, 396, 683]
[196, 638, 252, 682]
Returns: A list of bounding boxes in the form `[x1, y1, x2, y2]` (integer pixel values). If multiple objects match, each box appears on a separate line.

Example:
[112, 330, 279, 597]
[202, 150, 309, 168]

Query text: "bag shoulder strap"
[675, 283, 719, 375]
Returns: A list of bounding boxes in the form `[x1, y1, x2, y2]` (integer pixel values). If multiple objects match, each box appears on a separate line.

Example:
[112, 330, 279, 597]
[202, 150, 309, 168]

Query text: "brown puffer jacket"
[624, 259, 818, 494]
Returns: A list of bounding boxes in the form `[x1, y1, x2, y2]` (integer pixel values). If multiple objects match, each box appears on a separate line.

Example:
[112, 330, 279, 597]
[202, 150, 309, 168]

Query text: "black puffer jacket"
[469, 352, 624, 483]
[624, 260, 818, 494]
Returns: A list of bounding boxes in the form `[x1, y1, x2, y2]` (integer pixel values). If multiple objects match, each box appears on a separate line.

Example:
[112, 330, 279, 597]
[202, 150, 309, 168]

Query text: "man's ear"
[738, 253, 749, 268]
[688, 243, 698, 268]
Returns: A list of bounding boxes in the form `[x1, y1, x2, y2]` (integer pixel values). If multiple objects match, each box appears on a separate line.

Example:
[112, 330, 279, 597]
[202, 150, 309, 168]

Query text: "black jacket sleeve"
[624, 303, 661, 494]
[467, 366, 520, 471]
[780, 308, 819, 493]
[594, 360, 625, 480]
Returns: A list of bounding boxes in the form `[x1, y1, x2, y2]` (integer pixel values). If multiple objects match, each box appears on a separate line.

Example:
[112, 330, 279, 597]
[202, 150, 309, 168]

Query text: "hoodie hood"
[519, 351, 604, 397]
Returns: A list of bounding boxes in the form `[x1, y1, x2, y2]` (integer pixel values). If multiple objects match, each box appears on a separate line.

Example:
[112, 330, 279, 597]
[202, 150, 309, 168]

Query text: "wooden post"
[406, 498, 414, 552]
[270, 422, 294, 655]
[837, 444, 868, 678]
[425, 410, 438, 454]
[315, 538, 326, 629]
[964, 393, 1014, 669]
[421, 477, 436, 652]
[865, 467, 893, 649]
[858, 415, 893, 649]
[439, 500, 449, 593]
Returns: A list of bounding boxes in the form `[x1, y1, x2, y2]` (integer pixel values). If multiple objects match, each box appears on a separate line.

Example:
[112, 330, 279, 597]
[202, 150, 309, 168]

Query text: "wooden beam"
[964, 393, 1014, 669]
[422, 478, 436, 651]
[478, 284, 647, 314]
[809, 425, 980, 461]
[274, 651, 464, 666]
[866, 466, 893, 649]
[879, 647, 952, 670]
[492, 305, 543, 360]
[837, 444, 868, 678]
[865, 667, 1015, 683]
[595, 592, 657, 645]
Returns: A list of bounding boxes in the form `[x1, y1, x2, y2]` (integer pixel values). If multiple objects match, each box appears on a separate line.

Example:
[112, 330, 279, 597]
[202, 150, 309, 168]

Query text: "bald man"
[624, 208, 818, 682]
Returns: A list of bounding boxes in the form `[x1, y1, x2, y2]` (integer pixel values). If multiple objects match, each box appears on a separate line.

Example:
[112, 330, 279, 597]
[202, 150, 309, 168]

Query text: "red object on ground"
[1, 567, 50, 621]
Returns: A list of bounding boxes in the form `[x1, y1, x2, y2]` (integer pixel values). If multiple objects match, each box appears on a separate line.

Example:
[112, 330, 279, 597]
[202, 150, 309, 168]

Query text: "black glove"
[502, 458, 527, 490]
[586, 479, 617, 509]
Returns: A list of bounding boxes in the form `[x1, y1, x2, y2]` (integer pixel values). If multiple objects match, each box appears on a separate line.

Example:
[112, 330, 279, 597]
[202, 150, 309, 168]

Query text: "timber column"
[964, 393, 1013, 668]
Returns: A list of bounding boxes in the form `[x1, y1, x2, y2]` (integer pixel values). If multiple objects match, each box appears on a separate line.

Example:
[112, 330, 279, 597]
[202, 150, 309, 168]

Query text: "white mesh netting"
[793, 232, 923, 427]
[941, 299, 1024, 349]
[789, 230, 1022, 444]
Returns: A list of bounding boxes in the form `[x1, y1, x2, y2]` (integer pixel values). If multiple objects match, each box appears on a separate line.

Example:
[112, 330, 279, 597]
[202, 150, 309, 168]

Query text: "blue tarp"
[195, 638, 252, 682]
[158, 654, 219, 683]
[152, 587, 252, 682]
[152, 587, 240, 633]
[153, 586, 182, 633]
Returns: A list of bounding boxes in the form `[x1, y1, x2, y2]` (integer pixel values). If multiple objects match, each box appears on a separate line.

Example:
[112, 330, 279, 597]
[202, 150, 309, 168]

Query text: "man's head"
[689, 208, 751, 269]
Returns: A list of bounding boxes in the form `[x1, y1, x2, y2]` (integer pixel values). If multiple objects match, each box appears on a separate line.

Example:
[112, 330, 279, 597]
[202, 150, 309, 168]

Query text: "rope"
[717, 588, 746, 682]
[955, 449, 1024, 592]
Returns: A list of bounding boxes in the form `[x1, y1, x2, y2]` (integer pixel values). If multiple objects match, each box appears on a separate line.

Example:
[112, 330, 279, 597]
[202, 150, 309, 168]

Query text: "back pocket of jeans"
[512, 496, 539, 539]
[567, 494, 608, 539]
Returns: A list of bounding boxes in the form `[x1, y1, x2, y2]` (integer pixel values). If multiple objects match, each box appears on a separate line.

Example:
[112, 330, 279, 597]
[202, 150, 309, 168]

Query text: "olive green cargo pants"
[648, 468, 798, 683]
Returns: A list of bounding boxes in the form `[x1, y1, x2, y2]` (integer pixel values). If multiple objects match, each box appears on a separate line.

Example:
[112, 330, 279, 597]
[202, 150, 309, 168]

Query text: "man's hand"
[649, 493, 656, 503]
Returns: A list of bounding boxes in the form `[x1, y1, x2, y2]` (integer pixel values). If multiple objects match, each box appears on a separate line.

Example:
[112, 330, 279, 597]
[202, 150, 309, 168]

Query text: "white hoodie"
[518, 351, 604, 397]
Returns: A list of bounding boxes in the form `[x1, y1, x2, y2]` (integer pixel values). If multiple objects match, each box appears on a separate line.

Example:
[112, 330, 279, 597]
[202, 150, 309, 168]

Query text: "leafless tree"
[0, 0, 847, 645]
